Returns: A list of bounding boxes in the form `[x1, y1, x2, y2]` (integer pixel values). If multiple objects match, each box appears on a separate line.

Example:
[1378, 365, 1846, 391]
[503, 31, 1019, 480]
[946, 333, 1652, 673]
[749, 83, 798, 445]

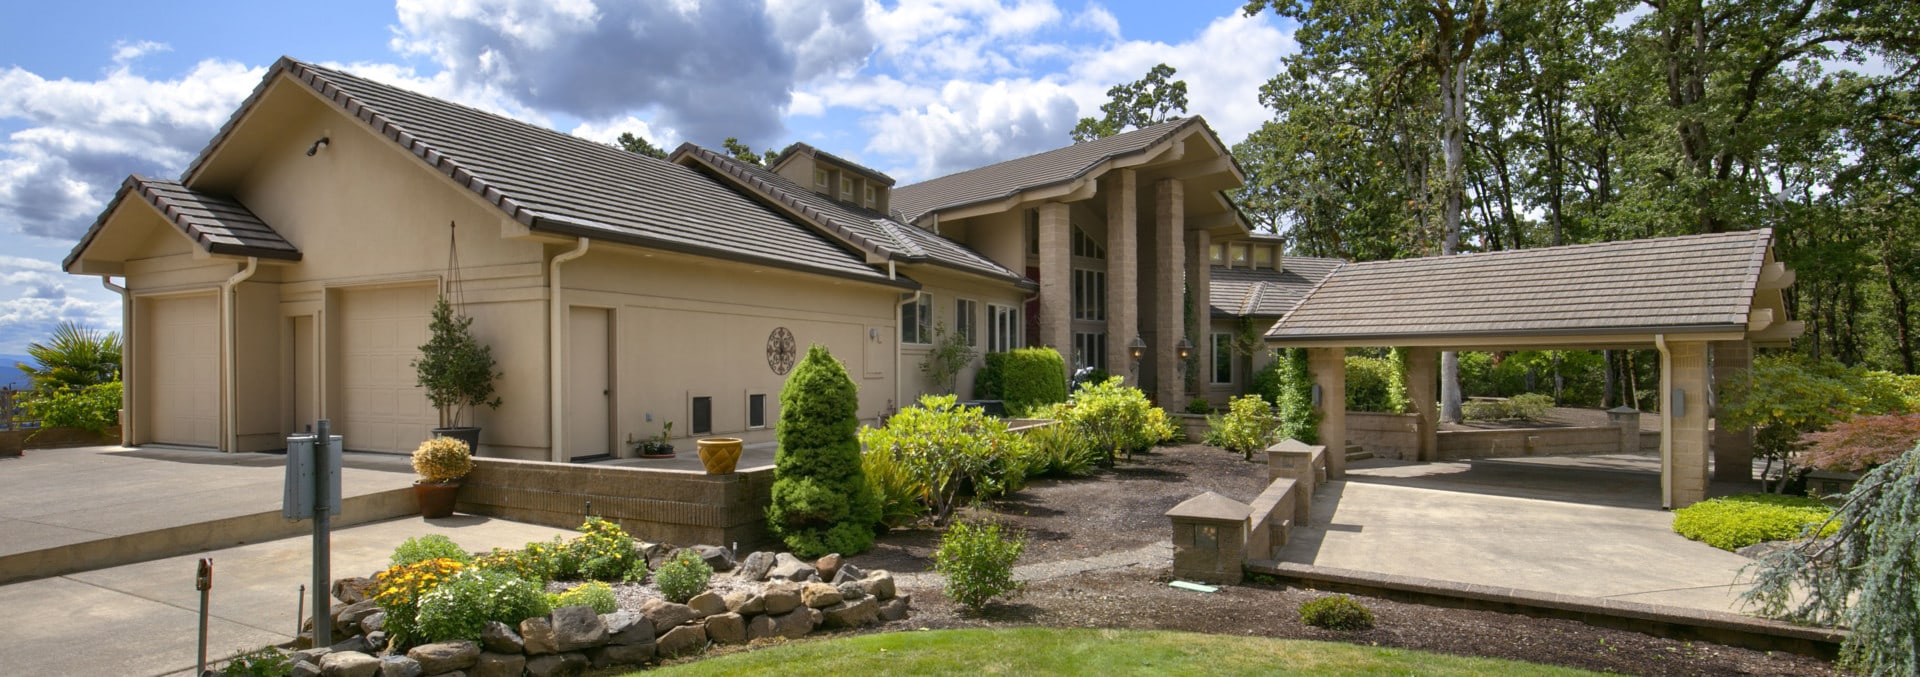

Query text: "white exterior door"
[142, 294, 220, 447]
[565, 306, 611, 460]
[337, 284, 435, 453]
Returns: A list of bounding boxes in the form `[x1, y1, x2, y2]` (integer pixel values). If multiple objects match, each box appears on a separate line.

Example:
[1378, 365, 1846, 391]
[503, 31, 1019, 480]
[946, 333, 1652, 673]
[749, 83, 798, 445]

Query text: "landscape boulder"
[704, 612, 747, 645]
[525, 652, 588, 677]
[318, 650, 379, 677]
[735, 551, 775, 581]
[655, 624, 707, 657]
[693, 544, 735, 572]
[760, 582, 801, 615]
[471, 652, 525, 677]
[723, 589, 765, 615]
[376, 654, 421, 677]
[769, 553, 816, 581]
[406, 640, 480, 674]
[686, 591, 727, 618]
[519, 617, 557, 655]
[602, 611, 654, 646]
[480, 621, 524, 654]
[551, 606, 608, 652]
[820, 597, 879, 629]
[801, 582, 842, 609]
[814, 553, 844, 580]
[640, 599, 699, 635]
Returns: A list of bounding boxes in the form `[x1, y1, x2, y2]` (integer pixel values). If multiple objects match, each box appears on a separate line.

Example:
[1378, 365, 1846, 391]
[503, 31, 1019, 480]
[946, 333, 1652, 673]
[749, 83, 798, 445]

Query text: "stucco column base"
[1404, 348, 1438, 462]
[1309, 347, 1346, 479]
[1663, 340, 1711, 508]
[1711, 341, 1754, 482]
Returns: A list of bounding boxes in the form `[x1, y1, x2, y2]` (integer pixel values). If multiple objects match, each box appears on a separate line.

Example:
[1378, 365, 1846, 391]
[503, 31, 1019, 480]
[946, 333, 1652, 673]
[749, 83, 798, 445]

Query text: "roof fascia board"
[180, 59, 295, 186]
[63, 177, 140, 271]
[1266, 326, 1750, 350]
[916, 120, 1202, 224]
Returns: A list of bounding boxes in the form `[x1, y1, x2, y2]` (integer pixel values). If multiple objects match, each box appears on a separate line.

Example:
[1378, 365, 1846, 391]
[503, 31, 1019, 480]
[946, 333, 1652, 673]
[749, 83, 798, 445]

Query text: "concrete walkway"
[895, 540, 1175, 590]
[1278, 455, 1765, 614]
[0, 515, 574, 677]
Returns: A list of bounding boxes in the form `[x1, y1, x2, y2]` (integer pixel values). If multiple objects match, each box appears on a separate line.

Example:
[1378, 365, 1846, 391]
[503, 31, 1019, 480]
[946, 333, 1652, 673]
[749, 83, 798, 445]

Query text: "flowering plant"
[372, 557, 466, 647]
[412, 436, 472, 483]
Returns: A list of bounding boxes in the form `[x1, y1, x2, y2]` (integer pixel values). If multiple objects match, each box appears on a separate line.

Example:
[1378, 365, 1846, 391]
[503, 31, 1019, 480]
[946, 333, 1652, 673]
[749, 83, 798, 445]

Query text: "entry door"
[289, 315, 317, 434]
[566, 307, 611, 460]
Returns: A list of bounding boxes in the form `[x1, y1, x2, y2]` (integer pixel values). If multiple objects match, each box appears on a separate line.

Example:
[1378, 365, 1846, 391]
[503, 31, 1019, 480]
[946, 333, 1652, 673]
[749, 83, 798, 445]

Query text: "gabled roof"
[768, 142, 896, 187]
[65, 176, 300, 269]
[676, 145, 1035, 290]
[1267, 230, 1783, 345]
[69, 57, 902, 287]
[890, 118, 1202, 223]
[1209, 257, 1343, 318]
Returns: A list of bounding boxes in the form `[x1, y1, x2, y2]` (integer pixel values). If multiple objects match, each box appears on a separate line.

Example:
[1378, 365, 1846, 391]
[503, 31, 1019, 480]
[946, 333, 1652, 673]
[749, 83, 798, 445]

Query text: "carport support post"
[1404, 348, 1438, 462]
[1308, 347, 1346, 479]
[1711, 341, 1754, 482]
[1659, 340, 1712, 508]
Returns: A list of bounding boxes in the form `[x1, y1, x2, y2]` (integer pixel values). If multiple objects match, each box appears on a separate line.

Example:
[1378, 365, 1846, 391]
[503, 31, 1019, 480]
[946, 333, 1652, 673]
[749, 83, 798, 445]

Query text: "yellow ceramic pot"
[696, 437, 743, 475]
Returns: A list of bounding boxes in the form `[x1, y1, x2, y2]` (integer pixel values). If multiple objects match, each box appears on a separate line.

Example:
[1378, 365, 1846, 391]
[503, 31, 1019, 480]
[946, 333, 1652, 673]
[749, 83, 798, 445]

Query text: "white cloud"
[866, 0, 1068, 77]
[1064, 12, 1295, 144]
[866, 78, 1081, 179]
[568, 115, 677, 151]
[325, 60, 554, 127]
[0, 256, 120, 353]
[1071, 2, 1120, 40]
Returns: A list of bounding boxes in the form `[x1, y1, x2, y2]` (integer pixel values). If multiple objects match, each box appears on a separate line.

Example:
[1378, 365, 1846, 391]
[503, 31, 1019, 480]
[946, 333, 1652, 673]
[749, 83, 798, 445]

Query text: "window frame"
[955, 298, 978, 346]
[988, 304, 1022, 353]
[813, 168, 829, 190]
[901, 294, 934, 345]
[1211, 332, 1234, 385]
[747, 393, 768, 429]
[864, 184, 878, 209]
[1253, 244, 1274, 269]
[840, 176, 855, 201]
[1209, 243, 1226, 265]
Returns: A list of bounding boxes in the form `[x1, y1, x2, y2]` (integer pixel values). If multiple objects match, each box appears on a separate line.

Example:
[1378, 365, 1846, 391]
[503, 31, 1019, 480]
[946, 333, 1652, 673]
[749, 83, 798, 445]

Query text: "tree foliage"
[1070, 63, 1189, 142]
[858, 395, 1031, 525]
[616, 131, 667, 159]
[722, 136, 779, 166]
[18, 321, 120, 390]
[411, 296, 502, 428]
[767, 344, 880, 557]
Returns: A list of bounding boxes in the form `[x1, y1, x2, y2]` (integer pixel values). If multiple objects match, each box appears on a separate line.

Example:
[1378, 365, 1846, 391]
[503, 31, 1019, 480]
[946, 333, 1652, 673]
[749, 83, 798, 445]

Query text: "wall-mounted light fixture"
[1311, 384, 1323, 407]
[305, 137, 330, 157]
[1177, 337, 1194, 362]
[1128, 335, 1147, 371]
[1671, 388, 1686, 418]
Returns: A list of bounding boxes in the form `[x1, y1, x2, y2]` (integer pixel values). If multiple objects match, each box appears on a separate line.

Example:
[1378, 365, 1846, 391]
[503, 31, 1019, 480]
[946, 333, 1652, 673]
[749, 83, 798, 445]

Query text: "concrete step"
[1345, 444, 1373, 462]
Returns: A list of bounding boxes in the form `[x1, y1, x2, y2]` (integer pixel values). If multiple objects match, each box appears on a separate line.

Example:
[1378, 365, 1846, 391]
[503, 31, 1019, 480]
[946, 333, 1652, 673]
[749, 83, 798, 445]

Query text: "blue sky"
[0, 1, 1295, 355]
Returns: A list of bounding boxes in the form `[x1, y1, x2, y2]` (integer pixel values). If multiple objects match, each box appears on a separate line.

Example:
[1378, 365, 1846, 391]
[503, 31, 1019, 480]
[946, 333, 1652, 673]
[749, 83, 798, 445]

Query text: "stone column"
[1106, 169, 1139, 384]
[1186, 228, 1211, 397]
[1404, 347, 1438, 462]
[1154, 179, 1185, 407]
[1711, 341, 1754, 482]
[1662, 340, 1712, 508]
[1037, 202, 1072, 357]
[1309, 347, 1347, 479]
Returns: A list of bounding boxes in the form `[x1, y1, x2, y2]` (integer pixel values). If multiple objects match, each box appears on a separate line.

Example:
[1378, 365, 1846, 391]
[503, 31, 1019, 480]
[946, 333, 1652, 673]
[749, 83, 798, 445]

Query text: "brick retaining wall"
[458, 458, 774, 549]
[1436, 426, 1627, 460]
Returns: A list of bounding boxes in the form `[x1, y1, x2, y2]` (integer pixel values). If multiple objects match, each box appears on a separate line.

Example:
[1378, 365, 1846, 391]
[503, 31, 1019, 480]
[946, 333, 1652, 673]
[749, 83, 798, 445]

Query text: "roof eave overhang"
[1265, 324, 1754, 350]
[64, 175, 302, 273]
[525, 213, 918, 291]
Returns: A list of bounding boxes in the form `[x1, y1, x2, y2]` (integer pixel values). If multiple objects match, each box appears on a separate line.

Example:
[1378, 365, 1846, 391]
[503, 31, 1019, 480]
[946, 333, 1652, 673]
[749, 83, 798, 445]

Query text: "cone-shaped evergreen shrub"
[767, 344, 880, 557]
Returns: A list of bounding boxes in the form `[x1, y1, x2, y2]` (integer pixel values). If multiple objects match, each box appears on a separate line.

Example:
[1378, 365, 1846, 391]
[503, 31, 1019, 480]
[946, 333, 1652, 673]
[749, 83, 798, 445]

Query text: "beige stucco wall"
[893, 265, 1028, 404]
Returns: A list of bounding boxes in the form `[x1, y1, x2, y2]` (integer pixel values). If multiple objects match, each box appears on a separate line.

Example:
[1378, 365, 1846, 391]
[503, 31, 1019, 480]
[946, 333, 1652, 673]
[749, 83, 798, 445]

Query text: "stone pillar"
[1662, 340, 1712, 508]
[1106, 169, 1139, 384]
[1154, 179, 1185, 407]
[1711, 341, 1754, 482]
[1607, 406, 1642, 454]
[1404, 348, 1438, 462]
[1037, 202, 1072, 356]
[1186, 228, 1211, 398]
[1308, 347, 1346, 479]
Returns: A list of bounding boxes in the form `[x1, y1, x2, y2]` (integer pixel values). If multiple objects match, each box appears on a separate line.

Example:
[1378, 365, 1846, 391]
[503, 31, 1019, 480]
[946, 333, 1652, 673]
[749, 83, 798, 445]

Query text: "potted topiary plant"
[411, 436, 472, 518]
[412, 296, 501, 452]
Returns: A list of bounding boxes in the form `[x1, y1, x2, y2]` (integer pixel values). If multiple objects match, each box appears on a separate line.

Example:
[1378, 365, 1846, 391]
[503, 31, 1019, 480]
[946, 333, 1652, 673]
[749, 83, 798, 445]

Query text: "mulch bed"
[841, 444, 1834, 676]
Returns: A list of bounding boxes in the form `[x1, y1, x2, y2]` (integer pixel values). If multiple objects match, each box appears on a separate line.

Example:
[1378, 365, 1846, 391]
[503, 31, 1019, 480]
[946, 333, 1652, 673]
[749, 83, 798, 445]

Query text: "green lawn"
[631, 627, 1603, 676]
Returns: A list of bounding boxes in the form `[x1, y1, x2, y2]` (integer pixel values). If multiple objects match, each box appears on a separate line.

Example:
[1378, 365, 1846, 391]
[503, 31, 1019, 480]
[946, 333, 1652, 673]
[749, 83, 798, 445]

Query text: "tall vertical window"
[1073, 268, 1107, 321]
[901, 294, 933, 344]
[987, 304, 1021, 353]
[1071, 226, 1106, 259]
[841, 176, 855, 200]
[748, 393, 767, 429]
[864, 185, 878, 209]
[691, 396, 714, 435]
[1074, 332, 1108, 372]
[1254, 245, 1274, 269]
[1211, 333, 1234, 384]
[1025, 209, 1040, 257]
[955, 299, 978, 345]
[813, 168, 829, 190]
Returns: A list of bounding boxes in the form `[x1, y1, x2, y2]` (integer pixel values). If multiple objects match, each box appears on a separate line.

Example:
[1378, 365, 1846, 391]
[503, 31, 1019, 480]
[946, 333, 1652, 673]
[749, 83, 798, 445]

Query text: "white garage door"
[143, 294, 220, 447]
[338, 284, 436, 453]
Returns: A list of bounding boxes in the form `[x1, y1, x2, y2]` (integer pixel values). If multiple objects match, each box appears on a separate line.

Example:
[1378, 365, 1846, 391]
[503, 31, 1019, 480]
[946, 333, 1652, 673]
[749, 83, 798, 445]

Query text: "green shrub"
[1023, 424, 1100, 477]
[566, 518, 645, 582]
[549, 581, 618, 614]
[1799, 413, 1920, 472]
[1210, 395, 1281, 461]
[767, 344, 881, 558]
[934, 519, 1025, 610]
[391, 534, 472, 567]
[975, 348, 1068, 414]
[860, 395, 1033, 524]
[415, 567, 551, 642]
[1344, 356, 1398, 413]
[861, 439, 929, 528]
[1185, 398, 1214, 414]
[1042, 377, 1175, 466]
[1299, 594, 1374, 631]
[1508, 393, 1554, 421]
[20, 381, 122, 433]
[655, 550, 713, 604]
[474, 537, 568, 584]
[219, 646, 291, 677]
[1264, 348, 1319, 444]
[1673, 494, 1838, 551]
[1461, 399, 1510, 421]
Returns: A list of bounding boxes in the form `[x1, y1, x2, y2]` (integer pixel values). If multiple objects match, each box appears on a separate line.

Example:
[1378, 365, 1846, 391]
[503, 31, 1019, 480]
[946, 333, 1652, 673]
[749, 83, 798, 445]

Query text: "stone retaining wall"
[1436, 425, 1628, 460]
[1345, 412, 1418, 460]
[0, 425, 121, 456]
[458, 459, 774, 550]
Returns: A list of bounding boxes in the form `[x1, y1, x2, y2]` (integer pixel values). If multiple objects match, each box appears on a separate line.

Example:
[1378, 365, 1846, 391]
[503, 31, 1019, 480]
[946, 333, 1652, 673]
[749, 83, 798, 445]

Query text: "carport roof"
[1266, 230, 1796, 348]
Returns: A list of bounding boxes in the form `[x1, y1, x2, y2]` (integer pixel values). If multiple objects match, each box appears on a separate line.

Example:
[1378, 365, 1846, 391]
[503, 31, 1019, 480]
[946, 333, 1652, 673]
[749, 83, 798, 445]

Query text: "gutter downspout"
[222, 257, 259, 452]
[549, 238, 590, 462]
[895, 282, 921, 423]
[102, 276, 130, 444]
[1654, 333, 1673, 509]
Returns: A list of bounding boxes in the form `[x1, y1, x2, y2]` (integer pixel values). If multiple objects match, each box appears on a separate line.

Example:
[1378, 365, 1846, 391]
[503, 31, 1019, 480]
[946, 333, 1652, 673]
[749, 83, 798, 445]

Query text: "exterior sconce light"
[1177, 337, 1194, 362]
[1310, 384, 1322, 407]
[1671, 388, 1685, 417]
[305, 136, 330, 157]
[1128, 335, 1147, 371]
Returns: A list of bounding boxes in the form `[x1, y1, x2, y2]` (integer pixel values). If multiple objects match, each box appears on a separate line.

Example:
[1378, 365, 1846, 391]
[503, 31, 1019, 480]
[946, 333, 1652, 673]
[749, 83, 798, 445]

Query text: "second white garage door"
[142, 293, 220, 447]
[337, 284, 436, 453]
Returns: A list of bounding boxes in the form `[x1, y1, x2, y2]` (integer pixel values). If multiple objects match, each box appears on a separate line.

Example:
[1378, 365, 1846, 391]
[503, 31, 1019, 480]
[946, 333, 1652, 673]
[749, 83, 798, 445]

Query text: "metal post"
[196, 558, 212, 675]
[312, 419, 332, 648]
[295, 584, 306, 641]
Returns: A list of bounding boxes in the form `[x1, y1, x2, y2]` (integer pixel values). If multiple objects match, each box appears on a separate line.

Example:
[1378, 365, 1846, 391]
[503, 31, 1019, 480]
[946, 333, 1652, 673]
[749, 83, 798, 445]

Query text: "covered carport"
[1266, 229, 1799, 509]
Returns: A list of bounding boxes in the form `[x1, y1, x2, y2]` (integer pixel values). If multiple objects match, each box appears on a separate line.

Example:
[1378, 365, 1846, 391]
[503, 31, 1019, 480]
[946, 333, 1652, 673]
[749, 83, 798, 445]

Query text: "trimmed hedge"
[1672, 493, 1837, 551]
[768, 344, 881, 557]
[973, 348, 1067, 414]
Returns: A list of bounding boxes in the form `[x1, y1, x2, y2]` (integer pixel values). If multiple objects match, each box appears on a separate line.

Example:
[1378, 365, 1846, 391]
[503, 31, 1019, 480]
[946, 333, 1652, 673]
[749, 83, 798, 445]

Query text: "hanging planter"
[413, 221, 502, 451]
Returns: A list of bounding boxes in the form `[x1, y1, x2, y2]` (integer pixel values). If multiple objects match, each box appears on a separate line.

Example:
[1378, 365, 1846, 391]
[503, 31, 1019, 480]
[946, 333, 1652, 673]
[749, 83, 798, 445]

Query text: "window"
[840, 176, 855, 200]
[1072, 268, 1106, 321]
[1025, 209, 1040, 257]
[748, 393, 767, 429]
[1230, 243, 1249, 266]
[988, 304, 1021, 352]
[1254, 245, 1274, 268]
[691, 396, 713, 435]
[864, 185, 878, 209]
[1071, 226, 1106, 259]
[955, 299, 978, 345]
[1209, 243, 1226, 265]
[1074, 332, 1108, 372]
[1212, 333, 1234, 384]
[901, 294, 933, 344]
[813, 168, 829, 190]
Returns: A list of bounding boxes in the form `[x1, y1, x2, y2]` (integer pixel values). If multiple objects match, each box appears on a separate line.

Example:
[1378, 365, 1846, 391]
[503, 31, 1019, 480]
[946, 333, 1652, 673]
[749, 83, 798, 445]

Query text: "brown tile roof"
[1209, 257, 1343, 318]
[1267, 230, 1774, 343]
[70, 58, 903, 286]
[890, 118, 1199, 223]
[679, 145, 1034, 289]
[65, 176, 300, 268]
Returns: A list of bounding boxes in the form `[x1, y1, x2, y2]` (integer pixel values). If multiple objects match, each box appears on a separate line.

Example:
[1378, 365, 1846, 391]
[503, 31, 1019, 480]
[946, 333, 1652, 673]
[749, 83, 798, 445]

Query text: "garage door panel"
[144, 294, 219, 447]
[338, 285, 436, 453]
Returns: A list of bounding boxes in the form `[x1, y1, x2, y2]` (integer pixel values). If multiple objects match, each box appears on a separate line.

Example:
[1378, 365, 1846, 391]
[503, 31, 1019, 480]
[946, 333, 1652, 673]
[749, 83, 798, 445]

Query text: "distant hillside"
[0, 355, 32, 390]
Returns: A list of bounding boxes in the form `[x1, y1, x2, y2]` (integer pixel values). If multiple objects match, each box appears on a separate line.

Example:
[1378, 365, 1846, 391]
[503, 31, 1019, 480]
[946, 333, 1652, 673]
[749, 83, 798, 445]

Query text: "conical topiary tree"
[766, 344, 879, 557]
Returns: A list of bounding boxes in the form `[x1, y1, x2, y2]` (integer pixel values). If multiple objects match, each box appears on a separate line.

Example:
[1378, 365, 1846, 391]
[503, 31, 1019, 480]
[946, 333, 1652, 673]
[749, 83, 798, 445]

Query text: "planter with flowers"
[411, 436, 472, 518]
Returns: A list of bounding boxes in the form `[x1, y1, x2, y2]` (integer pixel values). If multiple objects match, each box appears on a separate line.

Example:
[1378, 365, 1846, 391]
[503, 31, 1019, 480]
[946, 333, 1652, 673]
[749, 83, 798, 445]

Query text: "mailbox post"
[284, 419, 341, 647]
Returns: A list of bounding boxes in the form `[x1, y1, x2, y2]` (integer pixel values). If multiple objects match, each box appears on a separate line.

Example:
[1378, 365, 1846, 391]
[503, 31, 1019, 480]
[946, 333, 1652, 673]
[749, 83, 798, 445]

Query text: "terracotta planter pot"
[696, 437, 743, 475]
[414, 480, 460, 518]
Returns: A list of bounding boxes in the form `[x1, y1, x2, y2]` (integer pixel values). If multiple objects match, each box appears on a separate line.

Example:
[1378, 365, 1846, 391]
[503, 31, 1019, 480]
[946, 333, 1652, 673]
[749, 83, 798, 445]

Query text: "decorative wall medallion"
[766, 327, 797, 375]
